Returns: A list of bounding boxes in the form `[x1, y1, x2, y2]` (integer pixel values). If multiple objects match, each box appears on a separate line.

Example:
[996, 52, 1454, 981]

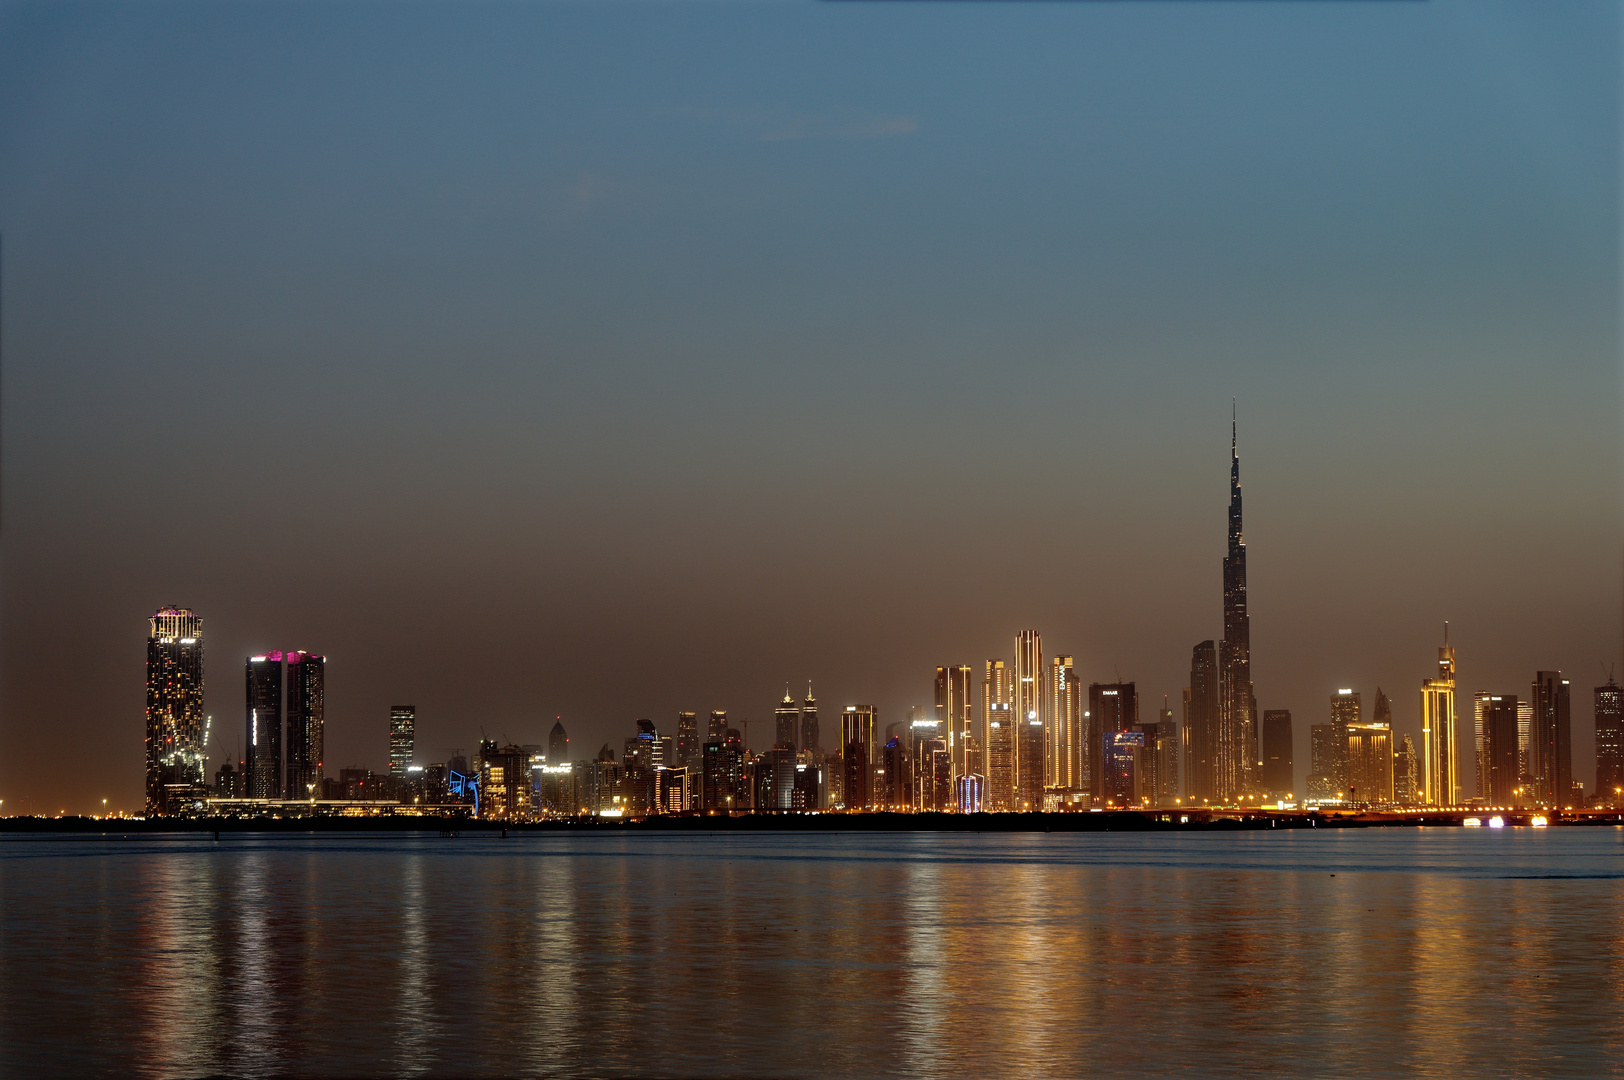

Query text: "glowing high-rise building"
[389, 705, 415, 776]
[1345, 722, 1393, 805]
[245, 653, 284, 800]
[1419, 628, 1458, 806]
[1330, 689, 1361, 792]
[145, 607, 206, 815]
[1013, 631, 1044, 803]
[1472, 690, 1492, 801]
[1596, 679, 1624, 802]
[775, 689, 800, 751]
[935, 665, 973, 777]
[1088, 682, 1138, 805]
[800, 687, 819, 753]
[284, 651, 325, 799]
[1047, 655, 1079, 790]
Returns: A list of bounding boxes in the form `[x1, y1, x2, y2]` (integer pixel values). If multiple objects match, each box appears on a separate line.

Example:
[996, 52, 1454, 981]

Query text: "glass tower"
[145, 607, 206, 815]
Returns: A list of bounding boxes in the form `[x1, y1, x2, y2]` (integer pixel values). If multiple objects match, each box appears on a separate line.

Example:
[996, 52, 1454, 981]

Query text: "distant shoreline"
[3, 809, 1617, 835]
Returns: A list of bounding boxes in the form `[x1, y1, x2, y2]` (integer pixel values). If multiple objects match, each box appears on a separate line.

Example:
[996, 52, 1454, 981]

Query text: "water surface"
[3, 829, 1622, 1078]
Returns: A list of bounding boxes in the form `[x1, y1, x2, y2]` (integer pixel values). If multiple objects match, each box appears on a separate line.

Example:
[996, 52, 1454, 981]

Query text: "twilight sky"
[0, 0, 1618, 813]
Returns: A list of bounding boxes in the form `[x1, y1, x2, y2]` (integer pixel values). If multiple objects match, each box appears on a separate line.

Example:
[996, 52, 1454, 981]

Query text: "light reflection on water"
[2, 829, 1623, 1078]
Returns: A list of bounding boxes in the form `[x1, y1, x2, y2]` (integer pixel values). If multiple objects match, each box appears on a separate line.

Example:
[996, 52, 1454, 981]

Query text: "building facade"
[1420, 629, 1459, 806]
[284, 651, 325, 799]
[1260, 709, 1293, 799]
[245, 653, 283, 800]
[1597, 679, 1624, 802]
[389, 705, 415, 777]
[146, 607, 206, 815]
[1528, 671, 1572, 807]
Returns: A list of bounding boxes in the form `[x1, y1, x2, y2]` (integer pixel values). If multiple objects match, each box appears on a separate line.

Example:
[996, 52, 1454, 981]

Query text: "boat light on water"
[1530, 815, 1548, 828]
[1488, 816, 1505, 828]
[1463, 817, 1482, 828]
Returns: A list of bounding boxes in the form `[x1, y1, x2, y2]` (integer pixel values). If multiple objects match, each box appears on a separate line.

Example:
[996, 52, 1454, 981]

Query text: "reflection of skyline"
[5, 832, 1624, 1076]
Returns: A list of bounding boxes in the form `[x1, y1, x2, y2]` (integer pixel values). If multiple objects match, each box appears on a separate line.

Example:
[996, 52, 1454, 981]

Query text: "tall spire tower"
[1218, 402, 1257, 801]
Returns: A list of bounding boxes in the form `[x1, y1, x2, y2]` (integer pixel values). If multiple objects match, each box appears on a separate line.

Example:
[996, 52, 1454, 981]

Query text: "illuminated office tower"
[708, 710, 729, 743]
[1484, 695, 1520, 805]
[1419, 629, 1458, 806]
[1596, 679, 1624, 802]
[1517, 698, 1532, 779]
[986, 702, 1015, 811]
[245, 653, 284, 800]
[702, 729, 746, 812]
[389, 705, 415, 776]
[550, 719, 570, 764]
[479, 742, 531, 820]
[909, 706, 941, 810]
[935, 665, 974, 776]
[1218, 408, 1257, 801]
[145, 607, 206, 815]
[776, 689, 800, 751]
[1184, 641, 1218, 803]
[1047, 655, 1079, 790]
[1088, 683, 1137, 806]
[1330, 689, 1360, 792]
[1261, 710, 1292, 799]
[881, 737, 909, 810]
[284, 651, 325, 799]
[1394, 735, 1419, 805]
[676, 711, 699, 768]
[801, 687, 819, 752]
[1013, 631, 1044, 800]
[1528, 671, 1571, 807]
[1307, 724, 1338, 804]
[1346, 722, 1393, 806]
[1154, 704, 1180, 807]
[841, 706, 877, 810]
[1472, 691, 1492, 801]
[981, 659, 1010, 764]
[1015, 712, 1045, 810]
[1101, 730, 1147, 806]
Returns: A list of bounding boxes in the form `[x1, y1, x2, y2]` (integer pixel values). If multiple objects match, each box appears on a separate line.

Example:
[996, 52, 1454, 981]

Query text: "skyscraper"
[986, 702, 1014, 812]
[1420, 629, 1459, 806]
[1088, 682, 1138, 805]
[1218, 407, 1257, 801]
[245, 653, 283, 800]
[1472, 690, 1492, 801]
[1261, 710, 1293, 798]
[1394, 735, 1419, 805]
[1307, 723, 1338, 804]
[1484, 695, 1520, 806]
[775, 689, 799, 751]
[707, 710, 729, 743]
[550, 719, 570, 764]
[284, 651, 325, 799]
[145, 607, 206, 815]
[1528, 671, 1571, 807]
[800, 686, 819, 753]
[1013, 631, 1044, 802]
[1346, 722, 1394, 805]
[676, 710, 699, 768]
[1184, 641, 1219, 803]
[1596, 679, 1623, 802]
[1330, 689, 1360, 792]
[1154, 703, 1180, 807]
[1046, 655, 1079, 790]
[389, 705, 415, 776]
[935, 665, 973, 777]
[1016, 712, 1045, 810]
[841, 705, 877, 810]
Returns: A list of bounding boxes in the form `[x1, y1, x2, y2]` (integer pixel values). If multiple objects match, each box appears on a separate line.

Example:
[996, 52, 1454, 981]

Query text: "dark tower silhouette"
[1218, 403, 1257, 801]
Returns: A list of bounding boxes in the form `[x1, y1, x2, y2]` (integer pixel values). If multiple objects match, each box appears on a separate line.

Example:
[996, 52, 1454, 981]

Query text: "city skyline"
[1, 2, 1618, 813]
[131, 418, 1623, 819]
